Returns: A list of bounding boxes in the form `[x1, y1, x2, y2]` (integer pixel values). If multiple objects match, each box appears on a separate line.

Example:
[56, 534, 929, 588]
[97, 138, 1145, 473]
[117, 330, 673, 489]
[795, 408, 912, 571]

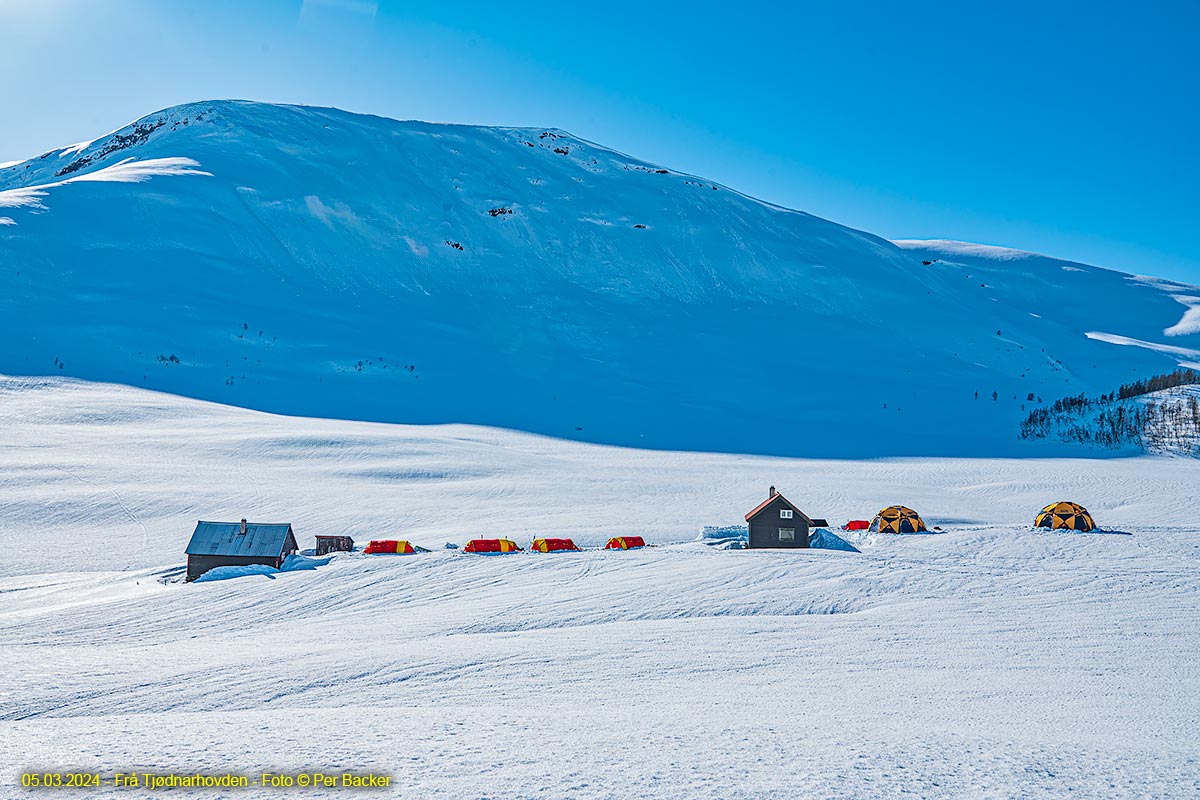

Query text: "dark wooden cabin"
[744, 487, 815, 549]
[315, 535, 354, 555]
[185, 518, 299, 582]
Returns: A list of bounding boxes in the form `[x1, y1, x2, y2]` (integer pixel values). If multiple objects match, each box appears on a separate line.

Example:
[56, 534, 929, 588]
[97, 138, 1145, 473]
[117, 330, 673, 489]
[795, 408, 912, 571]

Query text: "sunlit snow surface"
[2, 377, 1199, 798]
[0, 157, 210, 210]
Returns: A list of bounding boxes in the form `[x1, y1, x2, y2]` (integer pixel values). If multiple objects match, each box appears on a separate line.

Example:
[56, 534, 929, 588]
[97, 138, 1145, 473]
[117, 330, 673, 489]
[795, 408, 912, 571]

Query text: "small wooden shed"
[744, 487, 815, 549]
[185, 518, 299, 581]
[315, 535, 354, 555]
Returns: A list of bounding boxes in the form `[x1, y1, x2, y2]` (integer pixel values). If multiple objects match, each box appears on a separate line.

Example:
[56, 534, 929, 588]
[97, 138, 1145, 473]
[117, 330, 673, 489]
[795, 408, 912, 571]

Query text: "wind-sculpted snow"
[1083, 331, 1200, 363]
[0, 157, 210, 210]
[2, 378, 1200, 798]
[2, 101, 1198, 456]
[1163, 295, 1200, 337]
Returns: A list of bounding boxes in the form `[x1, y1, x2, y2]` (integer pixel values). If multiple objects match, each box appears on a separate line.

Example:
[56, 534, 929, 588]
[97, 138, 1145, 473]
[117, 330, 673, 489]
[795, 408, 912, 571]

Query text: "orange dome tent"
[530, 538, 581, 552]
[363, 539, 428, 554]
[869, 506, 928, 534]
[604, 536, 646, 550]
[1034, 501, 1096, 532]
[464, 538, 522, 554]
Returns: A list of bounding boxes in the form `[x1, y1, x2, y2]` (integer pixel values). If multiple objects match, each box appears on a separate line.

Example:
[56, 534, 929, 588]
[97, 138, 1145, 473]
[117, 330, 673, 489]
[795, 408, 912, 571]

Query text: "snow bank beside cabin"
[808, 528, 860, 552]
[191, 564, 278, 583]
[698, 525, 859, 552]
[190, 554, 330, 583]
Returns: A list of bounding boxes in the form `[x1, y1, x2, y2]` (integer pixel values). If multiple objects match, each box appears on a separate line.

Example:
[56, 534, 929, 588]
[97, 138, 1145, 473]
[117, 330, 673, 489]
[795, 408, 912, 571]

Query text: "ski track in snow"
[1, 377, 1200, 798]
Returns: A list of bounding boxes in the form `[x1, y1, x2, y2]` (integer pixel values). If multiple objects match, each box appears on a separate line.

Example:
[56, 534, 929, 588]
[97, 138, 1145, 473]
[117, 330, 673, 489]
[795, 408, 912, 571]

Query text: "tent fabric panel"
[1034, 501, 1096, 531]
[870, 506, 928, 533]
[531, 538, 579, 552]
[364, 539, 418, 554]
[605, 536, 646, 549]
[465, 538, 522, 553]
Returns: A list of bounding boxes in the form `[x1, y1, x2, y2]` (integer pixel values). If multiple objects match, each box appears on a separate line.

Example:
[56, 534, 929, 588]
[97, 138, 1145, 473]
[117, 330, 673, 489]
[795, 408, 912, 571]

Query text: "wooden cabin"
[744, 487, 815, 549]
[185, 518, 298, 582]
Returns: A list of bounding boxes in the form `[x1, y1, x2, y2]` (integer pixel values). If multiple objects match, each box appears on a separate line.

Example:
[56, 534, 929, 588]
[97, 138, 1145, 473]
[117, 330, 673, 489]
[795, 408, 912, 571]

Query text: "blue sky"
[3, 0, 1198, 282]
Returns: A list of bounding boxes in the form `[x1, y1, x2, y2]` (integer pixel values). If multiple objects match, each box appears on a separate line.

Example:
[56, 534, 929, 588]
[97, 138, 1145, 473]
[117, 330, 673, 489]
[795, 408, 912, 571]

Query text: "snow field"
[2, 376, 1200, 797]
[4, 375, 1200, 577]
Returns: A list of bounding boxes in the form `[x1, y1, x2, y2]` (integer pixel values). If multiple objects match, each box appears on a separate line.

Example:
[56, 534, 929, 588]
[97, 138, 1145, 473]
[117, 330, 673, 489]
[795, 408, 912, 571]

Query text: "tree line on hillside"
[1115, 368, 1200, 400]
[1019, 368, 1200, 453]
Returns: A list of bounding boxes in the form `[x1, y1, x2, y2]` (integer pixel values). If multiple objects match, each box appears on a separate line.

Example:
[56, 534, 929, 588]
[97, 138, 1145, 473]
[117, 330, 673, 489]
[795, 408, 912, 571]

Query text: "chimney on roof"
[769, 486, 777, 498]
[239, 518, 247, 535]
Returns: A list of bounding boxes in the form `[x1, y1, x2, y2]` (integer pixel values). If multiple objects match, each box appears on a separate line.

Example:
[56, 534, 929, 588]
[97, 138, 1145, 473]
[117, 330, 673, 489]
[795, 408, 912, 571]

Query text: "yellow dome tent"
[1034, 501, 1096, 532]
[870, 505, 928, 533]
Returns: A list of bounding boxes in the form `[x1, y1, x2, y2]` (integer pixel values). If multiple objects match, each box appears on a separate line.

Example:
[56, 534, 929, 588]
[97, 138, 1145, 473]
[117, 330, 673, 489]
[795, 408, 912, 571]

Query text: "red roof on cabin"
[745, 492, 811, 523]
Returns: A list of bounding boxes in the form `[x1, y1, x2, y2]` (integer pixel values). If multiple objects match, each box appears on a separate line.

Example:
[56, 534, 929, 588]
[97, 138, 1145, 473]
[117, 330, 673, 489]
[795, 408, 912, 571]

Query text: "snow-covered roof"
[186, 520, 296, 558]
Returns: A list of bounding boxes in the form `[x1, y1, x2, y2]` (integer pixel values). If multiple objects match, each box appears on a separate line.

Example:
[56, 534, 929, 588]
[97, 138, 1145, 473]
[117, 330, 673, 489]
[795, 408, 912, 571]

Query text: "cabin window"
[779, 528, 795, 541]
[780, 509, 793, 519]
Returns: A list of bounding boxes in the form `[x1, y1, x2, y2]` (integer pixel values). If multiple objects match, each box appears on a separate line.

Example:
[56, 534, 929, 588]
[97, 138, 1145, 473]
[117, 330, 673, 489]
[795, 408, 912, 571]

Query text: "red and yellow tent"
[464, 538, 522, 553]
[604, 536, 646, 550]
[363, 539, 427, 554]
[530, 538, 580, 552]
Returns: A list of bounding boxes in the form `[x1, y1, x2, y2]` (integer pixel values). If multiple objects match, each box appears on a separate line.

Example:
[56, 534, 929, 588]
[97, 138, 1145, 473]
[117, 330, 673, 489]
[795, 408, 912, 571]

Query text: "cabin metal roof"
[186, 521, 296, 557]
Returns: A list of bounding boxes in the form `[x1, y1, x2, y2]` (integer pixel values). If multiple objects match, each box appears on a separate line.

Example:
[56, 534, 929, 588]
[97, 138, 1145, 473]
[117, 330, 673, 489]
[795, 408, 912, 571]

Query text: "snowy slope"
[2, 101, 1198, 456]
[2, 376, 1200, 799]
[1019, 382, 1200, 456]
[7, 374, 1200, 577]
[893, 239, 1200, 371]
[1137, 384, 1200, 454]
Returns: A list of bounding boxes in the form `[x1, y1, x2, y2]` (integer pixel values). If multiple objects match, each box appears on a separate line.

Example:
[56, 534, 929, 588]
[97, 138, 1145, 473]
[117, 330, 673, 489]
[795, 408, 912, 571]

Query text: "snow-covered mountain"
[2, 100, 1198, 456]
